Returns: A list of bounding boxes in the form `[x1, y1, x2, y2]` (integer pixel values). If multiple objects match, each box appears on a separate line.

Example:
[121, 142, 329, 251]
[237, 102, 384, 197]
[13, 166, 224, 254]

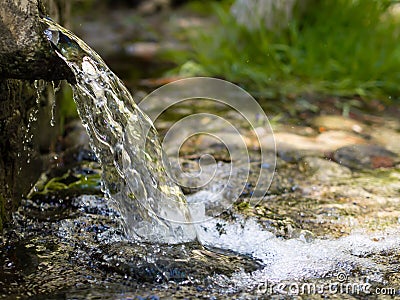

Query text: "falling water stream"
[42, 18, 197, 244]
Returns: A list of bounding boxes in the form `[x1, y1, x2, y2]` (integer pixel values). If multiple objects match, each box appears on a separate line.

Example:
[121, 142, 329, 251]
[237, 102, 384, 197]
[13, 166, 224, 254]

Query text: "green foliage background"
[168, 0, 400, 101]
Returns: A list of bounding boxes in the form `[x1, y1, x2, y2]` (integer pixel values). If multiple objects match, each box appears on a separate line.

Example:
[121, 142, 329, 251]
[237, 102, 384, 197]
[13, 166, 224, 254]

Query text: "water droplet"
[49, 84, 57, 127]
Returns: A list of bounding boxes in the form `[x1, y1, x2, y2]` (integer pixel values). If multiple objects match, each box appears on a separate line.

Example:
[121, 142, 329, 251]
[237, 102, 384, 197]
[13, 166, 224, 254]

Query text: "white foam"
[196, 216, 400, 286]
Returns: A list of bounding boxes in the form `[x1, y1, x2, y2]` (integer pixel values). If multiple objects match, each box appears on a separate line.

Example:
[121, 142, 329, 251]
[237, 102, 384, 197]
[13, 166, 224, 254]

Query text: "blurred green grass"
[166, 0, 400, 102]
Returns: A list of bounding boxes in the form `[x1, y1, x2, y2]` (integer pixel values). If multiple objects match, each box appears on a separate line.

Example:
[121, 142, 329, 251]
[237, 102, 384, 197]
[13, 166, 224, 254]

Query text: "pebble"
[259, 130, 366, 155]
[301, 157, 352, 181]
[333, 145, 398, 170]
[312, 115, 365, 133]
[315, 130, 366, 149]
[370, 127, 400, 155]
[62, 120, 90, 150]
[261, 132, 326, 151]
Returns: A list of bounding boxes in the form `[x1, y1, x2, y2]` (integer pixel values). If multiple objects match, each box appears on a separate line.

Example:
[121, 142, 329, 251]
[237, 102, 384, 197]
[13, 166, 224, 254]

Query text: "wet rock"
[370, 127, 400, 155]
[262, 132, 325, 151]
[278, 149, 322, 163]
[312, 115, 365, 133]
[260, 131, 366, 162]
[333, 145, 398, 170]
[264, 159, 303, 195]
[60, 146, 97, 165]
[315, 130, 366, 149]
[270, 124, 316, 136]
[99, 242, 262, 283]
[179, 134, 232, 155]
[301, 157, 352, 181]
[289, 228, 315, 243]
[62, 120, 90, 150]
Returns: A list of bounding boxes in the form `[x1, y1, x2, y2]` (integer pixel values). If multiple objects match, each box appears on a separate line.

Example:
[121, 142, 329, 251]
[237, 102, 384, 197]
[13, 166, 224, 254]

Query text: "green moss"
[234, 200, 251, 211]
[29, 171, 101, 199]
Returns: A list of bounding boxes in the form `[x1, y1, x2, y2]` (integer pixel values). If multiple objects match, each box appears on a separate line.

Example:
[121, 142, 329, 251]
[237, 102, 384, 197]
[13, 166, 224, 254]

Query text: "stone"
[0, 0, 72, 230]
[259, 131, 366, 162]
[312, 115, 365, 133]
[62, 120, 90, 150]
[333, 145, 399, 170]
[370, 127, 400, 155]
[0, 0, 74, 81]
[315, 130, 366, 149]
[301, 157, 352, 181]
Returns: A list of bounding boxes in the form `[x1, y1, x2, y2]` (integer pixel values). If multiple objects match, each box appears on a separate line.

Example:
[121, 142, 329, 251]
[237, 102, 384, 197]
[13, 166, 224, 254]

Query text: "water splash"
[22, 80, 44, 166]
[196, 214, 400, 293]
[41, 18, 197, 244]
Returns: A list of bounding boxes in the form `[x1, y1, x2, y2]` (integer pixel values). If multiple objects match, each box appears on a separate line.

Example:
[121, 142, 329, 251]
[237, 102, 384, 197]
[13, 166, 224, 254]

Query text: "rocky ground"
[2, 99, 399, 299]
[156, 98, 400, 238]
